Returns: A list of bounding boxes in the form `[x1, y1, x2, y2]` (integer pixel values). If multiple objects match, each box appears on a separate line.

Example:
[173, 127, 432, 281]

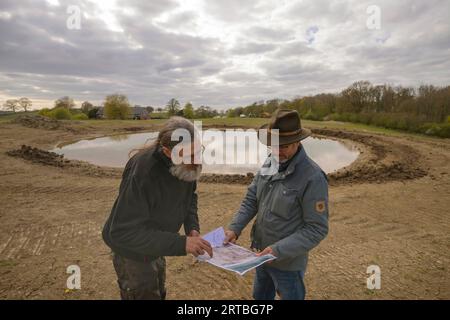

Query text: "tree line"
[3, 80, 449, 137]
[164, 98, 222, 119]
[26, 95, 222, 120]
[225, 81, 450, 137]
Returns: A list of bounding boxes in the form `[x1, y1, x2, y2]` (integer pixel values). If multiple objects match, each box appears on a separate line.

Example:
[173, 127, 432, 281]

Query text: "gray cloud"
[0, 0, 449, 109]
[230, 41, 277, 55]
[245, 26, 296, 42]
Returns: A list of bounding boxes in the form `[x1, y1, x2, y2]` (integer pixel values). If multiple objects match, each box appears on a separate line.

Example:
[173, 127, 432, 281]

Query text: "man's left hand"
[188, 230, 200, 237]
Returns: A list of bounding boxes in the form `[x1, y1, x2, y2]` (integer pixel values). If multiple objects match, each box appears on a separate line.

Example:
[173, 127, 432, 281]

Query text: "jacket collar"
[285, 145, 307, 176]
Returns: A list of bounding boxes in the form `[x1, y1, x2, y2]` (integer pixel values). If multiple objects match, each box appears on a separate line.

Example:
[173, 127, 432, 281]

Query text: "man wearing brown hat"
[224, 109, 329, 300]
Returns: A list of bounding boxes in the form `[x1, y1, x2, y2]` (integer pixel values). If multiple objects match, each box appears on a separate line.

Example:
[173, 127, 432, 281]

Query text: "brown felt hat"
[258, 109, 311, 146]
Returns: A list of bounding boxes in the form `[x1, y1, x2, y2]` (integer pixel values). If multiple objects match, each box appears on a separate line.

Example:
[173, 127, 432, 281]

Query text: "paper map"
[197, 227, 276, 276]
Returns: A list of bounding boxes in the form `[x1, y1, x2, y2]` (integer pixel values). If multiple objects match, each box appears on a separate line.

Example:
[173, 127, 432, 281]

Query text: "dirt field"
[0, 117, 449, 299]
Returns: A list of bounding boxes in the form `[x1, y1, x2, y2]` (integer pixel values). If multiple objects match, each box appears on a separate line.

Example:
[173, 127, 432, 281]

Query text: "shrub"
[396, 118, 408, 131]
[72, 113, 88, 120]
[104, 94, 131, 119]
[358, 113, 373, 125]
[306, 110, 449, 138]
[38, 108, 51, 117]
[348, 113, 359, 123]
[50, 107, 72, 120]
[303, 110, 322, 121]
[88, 108, 100, 119]
[437, 123, 450, 138]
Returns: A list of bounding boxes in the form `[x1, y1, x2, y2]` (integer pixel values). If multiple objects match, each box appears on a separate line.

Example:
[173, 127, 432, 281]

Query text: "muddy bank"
[6, 144, 122, 178]
[189, 128, 428, 185]
[5, 127, 428, 186]
[6, 145, 68, 167]
[313, 128, 427, 185]
[200, 172, 255, 185]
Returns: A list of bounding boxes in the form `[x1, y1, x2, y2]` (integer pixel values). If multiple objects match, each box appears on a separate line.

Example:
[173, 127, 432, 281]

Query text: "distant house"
[94, 106, 149, 120]
[95, 107, 104, 119]
[130, 106, 149, 120]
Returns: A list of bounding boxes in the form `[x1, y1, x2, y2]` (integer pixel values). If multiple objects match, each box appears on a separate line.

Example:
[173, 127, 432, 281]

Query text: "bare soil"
[0, 117, 449, 299]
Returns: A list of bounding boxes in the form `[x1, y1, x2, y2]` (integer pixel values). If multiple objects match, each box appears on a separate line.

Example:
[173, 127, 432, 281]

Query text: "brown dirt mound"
[11, 114, 62, 130]
[312, 128, 428, 185]
[200, 128, 428, 185]
[10, 114, 82, 133]
[200, 172, 254, 185]
[114, 126, 146, 132]
[6, 145, 121, 178]
[6, 145, 68, 166]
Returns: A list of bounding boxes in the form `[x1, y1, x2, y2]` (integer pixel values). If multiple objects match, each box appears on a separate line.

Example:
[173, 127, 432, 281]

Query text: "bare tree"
[18, 97, 32, 112]
[3, 99, 19, 112]
[81, 101, 94, 114]
[55, 96, 75, 109]
[166, 98, 180, 116]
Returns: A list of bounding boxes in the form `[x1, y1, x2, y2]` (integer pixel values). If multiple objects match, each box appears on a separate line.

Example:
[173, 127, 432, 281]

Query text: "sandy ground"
[0, 117, 449, 299]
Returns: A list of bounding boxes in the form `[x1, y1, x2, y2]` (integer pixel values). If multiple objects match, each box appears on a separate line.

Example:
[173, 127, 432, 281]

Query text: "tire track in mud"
[1, 184, 115, 196]
[1, 186, 117, 203]
[167, 260, 254, 300]
[0, 221, 102, 260]
[166, 184, 255, 300]
[309, 238, 450, 299]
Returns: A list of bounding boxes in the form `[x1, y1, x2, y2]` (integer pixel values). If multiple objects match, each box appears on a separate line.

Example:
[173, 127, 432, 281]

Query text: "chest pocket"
[269, 185, 299, 219]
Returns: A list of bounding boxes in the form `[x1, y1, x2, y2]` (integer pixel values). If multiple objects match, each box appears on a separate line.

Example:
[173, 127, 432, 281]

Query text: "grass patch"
[0, 259, 19, 267]
[2, 113, 444, 140]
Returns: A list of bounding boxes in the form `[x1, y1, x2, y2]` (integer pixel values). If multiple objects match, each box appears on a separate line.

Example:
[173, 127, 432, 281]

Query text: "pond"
[50, 131, 359, 175]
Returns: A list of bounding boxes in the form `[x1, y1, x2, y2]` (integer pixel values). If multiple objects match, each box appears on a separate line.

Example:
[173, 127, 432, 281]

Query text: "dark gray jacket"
[229, 146, 329, 271]
[102, 145, 199, 262]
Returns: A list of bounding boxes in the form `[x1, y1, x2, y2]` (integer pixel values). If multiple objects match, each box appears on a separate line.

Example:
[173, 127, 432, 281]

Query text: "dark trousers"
[253, 264, 306, 300]
[112, 253, 166, 300]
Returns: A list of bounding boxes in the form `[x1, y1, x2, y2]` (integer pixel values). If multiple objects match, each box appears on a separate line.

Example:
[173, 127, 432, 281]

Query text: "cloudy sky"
[0, 0, 449, 110]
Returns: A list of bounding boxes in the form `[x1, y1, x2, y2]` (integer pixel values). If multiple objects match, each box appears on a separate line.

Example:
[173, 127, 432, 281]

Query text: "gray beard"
[271, 154, 288, 164]
[169, 163, 202, 182]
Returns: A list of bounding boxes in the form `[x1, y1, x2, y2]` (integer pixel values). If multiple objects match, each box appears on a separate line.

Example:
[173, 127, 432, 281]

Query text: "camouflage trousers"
[112, 253, 166, 300]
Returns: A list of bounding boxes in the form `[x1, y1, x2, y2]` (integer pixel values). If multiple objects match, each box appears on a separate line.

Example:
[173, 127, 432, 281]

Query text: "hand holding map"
[197, 227, 276, 276]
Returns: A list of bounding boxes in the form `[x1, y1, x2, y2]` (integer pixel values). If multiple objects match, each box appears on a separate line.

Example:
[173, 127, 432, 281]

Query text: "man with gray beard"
[102, 117, 212, 300]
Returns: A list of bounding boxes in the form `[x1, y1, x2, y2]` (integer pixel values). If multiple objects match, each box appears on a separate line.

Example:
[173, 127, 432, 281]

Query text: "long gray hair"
[129, 116, 196, 158]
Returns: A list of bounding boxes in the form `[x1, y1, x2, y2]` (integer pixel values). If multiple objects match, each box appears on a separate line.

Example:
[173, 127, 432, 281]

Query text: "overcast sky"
[0, 0, 449, 110]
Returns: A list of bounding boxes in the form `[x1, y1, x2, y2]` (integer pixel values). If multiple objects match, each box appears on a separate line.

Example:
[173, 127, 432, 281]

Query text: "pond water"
[50, 131, 359, 174]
